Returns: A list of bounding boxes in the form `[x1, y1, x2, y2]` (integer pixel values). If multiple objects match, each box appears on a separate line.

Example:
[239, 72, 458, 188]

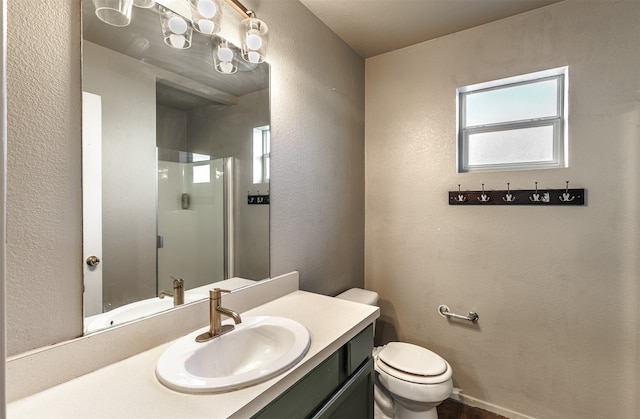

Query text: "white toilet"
[336, 288, 453, 419]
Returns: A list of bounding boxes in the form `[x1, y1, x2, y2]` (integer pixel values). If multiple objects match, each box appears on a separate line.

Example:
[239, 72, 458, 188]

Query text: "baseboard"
[450, 389, 536, 419]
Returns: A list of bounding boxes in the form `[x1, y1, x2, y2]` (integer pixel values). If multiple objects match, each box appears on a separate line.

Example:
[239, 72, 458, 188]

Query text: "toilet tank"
[335, 288, 379, 306]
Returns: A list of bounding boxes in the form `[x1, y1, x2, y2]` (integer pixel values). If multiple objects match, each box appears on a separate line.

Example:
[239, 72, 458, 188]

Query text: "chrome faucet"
[158, 276, 185, 306]
[196, 288, 242, 343]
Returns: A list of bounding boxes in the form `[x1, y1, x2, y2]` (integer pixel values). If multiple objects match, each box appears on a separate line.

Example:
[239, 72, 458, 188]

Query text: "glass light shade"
[213, 39, 237, 74]
[189, 0, 221, 34]
[159, 6, 193, 49]
[93, 0, 133, 27]
[132, 0, 155, 8]
[240, 17, 268, 63]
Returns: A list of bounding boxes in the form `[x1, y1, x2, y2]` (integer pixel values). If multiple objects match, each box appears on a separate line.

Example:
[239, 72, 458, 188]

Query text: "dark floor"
[437, 399, 509, 419]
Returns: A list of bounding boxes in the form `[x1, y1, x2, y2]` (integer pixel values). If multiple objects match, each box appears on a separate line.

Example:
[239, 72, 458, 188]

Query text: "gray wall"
[157, 105, 187, 150]
[83, 42, 158, 310]
[6, 0, 364, 355]
[188, 89, 270, 280]
[260, 1, 365, 295]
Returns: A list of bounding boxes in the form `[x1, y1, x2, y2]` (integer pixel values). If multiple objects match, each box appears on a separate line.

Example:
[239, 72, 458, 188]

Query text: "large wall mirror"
[81, 0, 270, 334]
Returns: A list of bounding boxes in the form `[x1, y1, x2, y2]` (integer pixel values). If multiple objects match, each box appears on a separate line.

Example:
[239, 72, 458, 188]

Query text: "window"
[192, 164, 210, 184]
[253, 125, 270, 184]
[457, 67, 567, 172]
[190, 153, 211, 184]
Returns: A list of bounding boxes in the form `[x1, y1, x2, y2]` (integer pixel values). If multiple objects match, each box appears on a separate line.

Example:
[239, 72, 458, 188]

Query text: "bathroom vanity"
[255, 324, 374, 418]
[7, 278, 378, 418]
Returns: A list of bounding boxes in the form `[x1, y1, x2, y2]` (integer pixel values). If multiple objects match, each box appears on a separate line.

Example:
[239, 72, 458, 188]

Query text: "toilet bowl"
[336, 288, 453, 419]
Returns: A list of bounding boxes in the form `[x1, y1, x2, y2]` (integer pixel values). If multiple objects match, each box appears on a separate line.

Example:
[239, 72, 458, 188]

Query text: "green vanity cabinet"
[254, 324, 375, 419]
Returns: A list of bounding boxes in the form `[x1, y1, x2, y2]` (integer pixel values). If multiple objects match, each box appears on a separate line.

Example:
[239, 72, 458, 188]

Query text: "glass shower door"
[156, 149, 225, 293]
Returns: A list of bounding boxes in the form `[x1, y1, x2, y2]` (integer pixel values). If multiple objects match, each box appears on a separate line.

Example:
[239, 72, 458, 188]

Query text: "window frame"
[252, 125, 270, 184]
[456, 67, 568, 173]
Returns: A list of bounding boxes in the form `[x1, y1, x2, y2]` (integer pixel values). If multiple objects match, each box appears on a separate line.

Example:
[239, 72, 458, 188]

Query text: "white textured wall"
[365, 1, 640, 418]
[6, 1, 83, 355]
[6, 0, 365, 355]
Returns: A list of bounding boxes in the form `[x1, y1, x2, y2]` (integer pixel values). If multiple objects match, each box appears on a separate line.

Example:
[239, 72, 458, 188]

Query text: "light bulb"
[219, 61, 234, 73]
[247, 51, 261, 63]
[168, 16, 188, 34]
[245, 30, 263, 50]
[196, 19, 215, 34]
[197, 0, 217, 18]
[217, 46, 233, 62]
[169, 34, 186, 48]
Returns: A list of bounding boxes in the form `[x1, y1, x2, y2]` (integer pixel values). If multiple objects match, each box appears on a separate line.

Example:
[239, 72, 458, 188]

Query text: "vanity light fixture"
[159, 6, 193, 49]
[240, 14, 268, 64]
[92, 0, 269, 64]
[93, 0, 133, 27]
[224, 0, 269, 64]
[189, 0, 221, 35]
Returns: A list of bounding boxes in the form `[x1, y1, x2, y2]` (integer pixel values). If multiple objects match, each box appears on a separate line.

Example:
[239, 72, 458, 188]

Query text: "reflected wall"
[83, 42, 157, 310]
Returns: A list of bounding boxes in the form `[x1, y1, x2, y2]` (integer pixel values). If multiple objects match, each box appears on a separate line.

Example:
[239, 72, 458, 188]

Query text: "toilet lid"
[378, 342, 447, 377]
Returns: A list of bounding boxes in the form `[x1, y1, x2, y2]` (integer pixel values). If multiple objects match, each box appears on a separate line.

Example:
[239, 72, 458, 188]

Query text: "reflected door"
[156, 150, 226, 293]
[82, 92, 103, 317]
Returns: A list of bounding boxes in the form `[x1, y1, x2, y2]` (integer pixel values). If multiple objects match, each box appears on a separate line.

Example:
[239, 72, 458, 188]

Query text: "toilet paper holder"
[438, 305, 479, 322]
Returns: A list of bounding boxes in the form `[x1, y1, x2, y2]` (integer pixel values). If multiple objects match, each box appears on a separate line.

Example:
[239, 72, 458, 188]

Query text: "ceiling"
[298, 0, 564, 58]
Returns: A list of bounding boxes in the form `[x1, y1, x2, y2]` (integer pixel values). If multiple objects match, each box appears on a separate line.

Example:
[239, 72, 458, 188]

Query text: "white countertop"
[8, 290, 379, 418]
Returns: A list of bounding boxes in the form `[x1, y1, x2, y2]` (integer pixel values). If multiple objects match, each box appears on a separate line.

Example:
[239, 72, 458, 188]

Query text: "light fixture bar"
[223, 0, 251, 19]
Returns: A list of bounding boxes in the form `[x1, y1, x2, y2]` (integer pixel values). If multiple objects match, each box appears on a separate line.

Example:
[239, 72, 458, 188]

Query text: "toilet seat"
[376, 342, 452, 385]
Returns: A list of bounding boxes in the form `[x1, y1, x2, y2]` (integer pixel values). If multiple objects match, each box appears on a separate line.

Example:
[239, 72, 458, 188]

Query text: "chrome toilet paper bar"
[438, 305, 479, 322]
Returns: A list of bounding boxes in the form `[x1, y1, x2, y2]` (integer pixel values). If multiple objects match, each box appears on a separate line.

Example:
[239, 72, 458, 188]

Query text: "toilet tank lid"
[335, 288, 379, 305]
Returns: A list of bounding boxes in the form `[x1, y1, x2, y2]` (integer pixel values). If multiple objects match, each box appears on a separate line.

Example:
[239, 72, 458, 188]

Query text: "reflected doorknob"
[86, 255, 101, 267]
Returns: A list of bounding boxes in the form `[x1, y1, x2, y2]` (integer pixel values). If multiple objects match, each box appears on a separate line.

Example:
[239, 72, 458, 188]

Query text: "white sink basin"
[85, 294, 207, 333]
[155, 316, 311, 393]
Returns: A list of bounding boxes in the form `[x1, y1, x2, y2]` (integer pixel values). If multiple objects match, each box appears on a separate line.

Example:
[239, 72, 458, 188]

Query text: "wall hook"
[478, 183, 490, 203]
[449, 183, 585, 206]
[502, 182, 516, 202]
[529, 182, 541, 202]
[529, 182, 550, 202]
[453, 184, 467, 203]
[559, 181, 575, 202]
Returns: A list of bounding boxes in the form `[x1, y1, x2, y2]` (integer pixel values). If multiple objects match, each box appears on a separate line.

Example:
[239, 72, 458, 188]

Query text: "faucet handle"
[210, 288, 232, 299]
[170, 276, 184, 288]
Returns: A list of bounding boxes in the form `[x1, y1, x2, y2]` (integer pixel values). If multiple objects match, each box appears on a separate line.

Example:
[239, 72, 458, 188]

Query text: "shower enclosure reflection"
[157, 150, 228, 294]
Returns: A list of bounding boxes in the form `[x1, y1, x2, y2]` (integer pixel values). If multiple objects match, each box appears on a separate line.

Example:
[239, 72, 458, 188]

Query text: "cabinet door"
[311, 357, 374, 419]
[346, 325, 373, 376]
[253, 352, 341, 419]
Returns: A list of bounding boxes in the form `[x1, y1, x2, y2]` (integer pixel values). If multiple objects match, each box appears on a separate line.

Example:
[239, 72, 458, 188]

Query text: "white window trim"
[456, 66, 568, 173]
[253, 125, 270, 184]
